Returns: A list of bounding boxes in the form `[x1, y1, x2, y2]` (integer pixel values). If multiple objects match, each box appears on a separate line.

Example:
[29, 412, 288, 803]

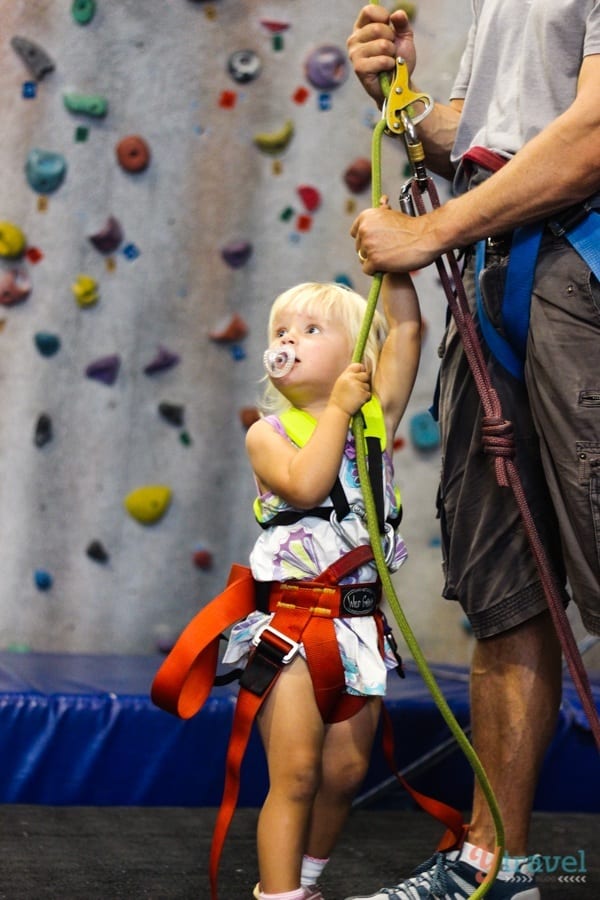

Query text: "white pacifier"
[263, 345, 296, 378]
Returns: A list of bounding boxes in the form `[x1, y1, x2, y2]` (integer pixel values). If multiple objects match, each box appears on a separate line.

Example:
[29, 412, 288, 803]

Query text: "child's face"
[269, 305, 351, 404]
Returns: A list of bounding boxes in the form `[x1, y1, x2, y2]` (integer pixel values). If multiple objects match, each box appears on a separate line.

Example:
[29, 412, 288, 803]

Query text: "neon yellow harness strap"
[351, 5, 504, 894]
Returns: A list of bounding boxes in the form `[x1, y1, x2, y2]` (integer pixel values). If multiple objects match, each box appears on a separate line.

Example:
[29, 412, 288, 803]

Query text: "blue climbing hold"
[34, 332, 61, 357]
[34, 569, 53, 591]
[409, 411, 440, 451]
[25, 149, 67, 194]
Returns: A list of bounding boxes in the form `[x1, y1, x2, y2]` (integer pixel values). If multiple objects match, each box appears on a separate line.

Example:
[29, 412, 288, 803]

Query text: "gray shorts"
[437, 230, 600, 638]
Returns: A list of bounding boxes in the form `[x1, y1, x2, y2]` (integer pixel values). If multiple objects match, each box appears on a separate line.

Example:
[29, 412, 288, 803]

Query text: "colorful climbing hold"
[218, 90, 237, 109]
[34, 332, 61, 357]
[72, 274, 99, 308]
[10, 36, 55, 80]
[304, 45, 348, 90]
[85, 354, 121, 385]
[239, 406, 260, 429]
[227, 49, 261, 84]
[22, 81, 37, 99]
[25, 148, 67, 193]
[393, 2, 417, 22]
[192, 547, 213, 570]
[143, 346, 180, 375]
[209, 313, 248, 343]
[297, 185, 321, 213]
[86, 540, 109, 563]
[253, 119, 294, 155]
[25, 246, 43, 264]
[63, 92, 108, 117]
[122, 242, 141, 261]
[0, 268, 31, 305]
[221, 240, 252, 269]
[0, 222, 26, 258]
[158, 402, 185, 428]
[409, 411, 440, 451]
[124, 485, 172, 525]
[88, 216, 123, 254]
[34, 413, 53, 447]
[34, 569, 53, 591]
[116, 135, 151, 173]
[344, 158, 372, 193]
[71, 0, 96, 24]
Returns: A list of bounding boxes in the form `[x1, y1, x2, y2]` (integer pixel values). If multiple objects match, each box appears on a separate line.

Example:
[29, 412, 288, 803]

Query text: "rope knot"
[481, 416, 515, 459]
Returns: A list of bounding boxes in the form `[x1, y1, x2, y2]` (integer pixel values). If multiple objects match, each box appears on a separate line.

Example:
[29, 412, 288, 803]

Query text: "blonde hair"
[260, 281, 387, 414]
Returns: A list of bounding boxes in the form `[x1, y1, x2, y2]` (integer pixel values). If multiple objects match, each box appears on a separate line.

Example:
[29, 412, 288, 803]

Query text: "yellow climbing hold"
[124, 485, 172, 525]
[0, 221, 26, 258]
[72, 273, 99, 307]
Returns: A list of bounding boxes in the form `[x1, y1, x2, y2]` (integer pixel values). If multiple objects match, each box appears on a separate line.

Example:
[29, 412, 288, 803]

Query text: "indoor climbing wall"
[0, 0, 476, 662]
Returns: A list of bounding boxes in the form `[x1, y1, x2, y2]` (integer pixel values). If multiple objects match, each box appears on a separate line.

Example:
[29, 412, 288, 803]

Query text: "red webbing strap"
[151, 564, 256, 718]
[380, 705, 467, 852]
[209, 685, 272, 900]
[209, 544, 376, 898]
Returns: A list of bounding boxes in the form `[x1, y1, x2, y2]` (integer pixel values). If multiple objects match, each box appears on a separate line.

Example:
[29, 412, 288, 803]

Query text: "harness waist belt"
[256, 579, 381, 617]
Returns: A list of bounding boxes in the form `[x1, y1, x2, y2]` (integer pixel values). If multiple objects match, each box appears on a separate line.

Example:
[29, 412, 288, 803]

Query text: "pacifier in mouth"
[263, 345, 296, 377]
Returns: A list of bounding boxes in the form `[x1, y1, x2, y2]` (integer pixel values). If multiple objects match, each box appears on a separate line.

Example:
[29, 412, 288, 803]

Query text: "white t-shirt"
[450, 0, 600, 164]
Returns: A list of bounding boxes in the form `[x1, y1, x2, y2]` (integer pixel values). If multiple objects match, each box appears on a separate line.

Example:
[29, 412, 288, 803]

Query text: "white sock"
[300, 854, 329, 887]
[459, 841, 532, 881]
[259, 889, 306, 900]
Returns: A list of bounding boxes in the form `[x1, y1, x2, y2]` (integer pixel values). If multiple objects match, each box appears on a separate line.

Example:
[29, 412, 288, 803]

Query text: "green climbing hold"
[71, 0, 96, 25]
[63, 92, 108, 118]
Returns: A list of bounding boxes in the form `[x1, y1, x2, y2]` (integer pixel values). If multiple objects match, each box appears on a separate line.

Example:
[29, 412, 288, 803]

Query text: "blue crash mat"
[0, 652, 597, 810]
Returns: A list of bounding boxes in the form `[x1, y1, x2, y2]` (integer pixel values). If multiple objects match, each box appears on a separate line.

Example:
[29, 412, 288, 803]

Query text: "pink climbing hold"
[0, 269, 31, 305]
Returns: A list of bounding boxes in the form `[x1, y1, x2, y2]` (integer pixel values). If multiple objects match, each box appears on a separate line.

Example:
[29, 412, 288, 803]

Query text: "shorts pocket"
[577, 442, 600, 568]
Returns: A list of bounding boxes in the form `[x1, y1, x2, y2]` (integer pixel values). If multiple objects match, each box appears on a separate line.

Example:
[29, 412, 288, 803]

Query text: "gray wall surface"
[2, 0, 594, 669]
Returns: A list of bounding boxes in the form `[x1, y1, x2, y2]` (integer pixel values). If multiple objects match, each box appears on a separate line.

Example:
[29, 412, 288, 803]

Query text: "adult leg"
[256, 656, 325, 894]
[468, 610, 562, 856]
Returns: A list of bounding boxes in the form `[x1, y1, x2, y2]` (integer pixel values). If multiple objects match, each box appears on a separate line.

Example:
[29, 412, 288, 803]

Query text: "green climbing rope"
[350, 19, 505, 897]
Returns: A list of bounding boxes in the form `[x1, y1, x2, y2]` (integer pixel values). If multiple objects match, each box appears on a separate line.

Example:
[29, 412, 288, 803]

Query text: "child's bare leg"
[305, 696, 381, 858]
[256, 656, 325, 893]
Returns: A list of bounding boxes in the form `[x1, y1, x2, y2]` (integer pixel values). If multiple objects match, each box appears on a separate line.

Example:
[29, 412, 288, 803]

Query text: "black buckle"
[239, 625, 300, 697]
[548, 202, 591, 238]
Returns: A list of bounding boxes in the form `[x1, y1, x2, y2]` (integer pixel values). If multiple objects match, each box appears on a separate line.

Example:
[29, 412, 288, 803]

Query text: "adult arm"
[352, 54, 600, 274]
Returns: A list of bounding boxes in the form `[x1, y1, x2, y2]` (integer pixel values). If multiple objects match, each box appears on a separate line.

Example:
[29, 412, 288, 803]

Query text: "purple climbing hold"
[221, 240, 252, 269]
[143, 345, 180, 375]
[88, 216, 123, 254]
[85, 354, 121, 385]
[304, 45, 348, 90]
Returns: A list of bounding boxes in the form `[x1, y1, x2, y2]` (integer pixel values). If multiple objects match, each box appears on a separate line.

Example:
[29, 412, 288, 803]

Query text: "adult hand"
[347, 5, 416, 108]
[352, 205, 442, 274]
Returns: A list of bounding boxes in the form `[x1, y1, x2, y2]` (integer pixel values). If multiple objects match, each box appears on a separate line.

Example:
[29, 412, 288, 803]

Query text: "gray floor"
[0, 806, 597, 899]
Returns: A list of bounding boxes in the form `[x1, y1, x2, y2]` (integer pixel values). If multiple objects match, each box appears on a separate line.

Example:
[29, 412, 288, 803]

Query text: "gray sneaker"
[344, 851, 540, 899]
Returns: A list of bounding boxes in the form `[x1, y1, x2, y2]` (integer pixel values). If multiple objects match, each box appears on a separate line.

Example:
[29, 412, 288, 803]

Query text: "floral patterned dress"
[222, 414, 408, 696]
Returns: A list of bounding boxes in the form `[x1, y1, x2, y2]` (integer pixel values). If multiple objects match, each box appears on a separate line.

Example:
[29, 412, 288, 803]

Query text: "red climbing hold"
[297, 185, 321, 213]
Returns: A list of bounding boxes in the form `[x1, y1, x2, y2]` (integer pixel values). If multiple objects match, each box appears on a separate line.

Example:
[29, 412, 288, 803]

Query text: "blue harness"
[475, 204, 600, 380]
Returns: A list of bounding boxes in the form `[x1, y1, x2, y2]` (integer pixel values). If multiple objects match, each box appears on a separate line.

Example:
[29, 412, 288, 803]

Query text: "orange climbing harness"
[152, 543, 466, 900]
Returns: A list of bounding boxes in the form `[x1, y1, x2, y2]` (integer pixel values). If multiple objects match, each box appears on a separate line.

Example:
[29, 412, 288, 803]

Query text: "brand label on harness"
[341, 587, 377, 616]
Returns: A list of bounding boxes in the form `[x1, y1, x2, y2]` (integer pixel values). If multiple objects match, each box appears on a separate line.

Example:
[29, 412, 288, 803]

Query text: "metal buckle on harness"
[251, 623, 300, 664]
